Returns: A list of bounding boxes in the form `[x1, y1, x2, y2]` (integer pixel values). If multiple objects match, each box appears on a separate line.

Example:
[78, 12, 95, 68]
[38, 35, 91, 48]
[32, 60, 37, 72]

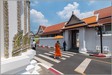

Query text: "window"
[97, 23, 112, 35]
[102, 23, 111, 34]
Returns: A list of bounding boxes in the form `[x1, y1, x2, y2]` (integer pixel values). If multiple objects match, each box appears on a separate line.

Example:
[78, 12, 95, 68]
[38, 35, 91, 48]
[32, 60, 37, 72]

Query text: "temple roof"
[43, 22, 65, 33]
[66, 14, 84, 27]
[94, 6, 112, 19]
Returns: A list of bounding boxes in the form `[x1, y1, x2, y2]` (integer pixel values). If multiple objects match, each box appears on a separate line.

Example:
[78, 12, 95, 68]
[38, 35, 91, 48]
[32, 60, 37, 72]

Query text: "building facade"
[0, 0, 37, 74]
[37, 6, 112, 53]
[63, 6, 112, 53]
[37, 22, 65, 48]
[0, 0, 30, 58]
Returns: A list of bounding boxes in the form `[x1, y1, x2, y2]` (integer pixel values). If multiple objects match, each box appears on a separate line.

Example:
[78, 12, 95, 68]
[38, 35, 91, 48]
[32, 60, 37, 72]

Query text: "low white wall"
[38, 37, 64, 48]
[85, 28, 112, 52]
[96, 35, 112, 52]
[1, 49, 36, 74]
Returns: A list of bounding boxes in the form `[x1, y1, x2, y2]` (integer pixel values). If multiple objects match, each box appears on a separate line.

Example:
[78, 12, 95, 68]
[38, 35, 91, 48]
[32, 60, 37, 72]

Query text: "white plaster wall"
[63, 28, 112, 52]
[63, 30, 71, 50]
[0, 0, 4, 58]
[85, 28, 96, 51]
[96, 35, 112, 52]
[79, 28, 85, 50]
[8, 1, 18, 57]
[85, 28, 112, 52]
[39, 37, 64, 48]
[1, 49, 36, 74]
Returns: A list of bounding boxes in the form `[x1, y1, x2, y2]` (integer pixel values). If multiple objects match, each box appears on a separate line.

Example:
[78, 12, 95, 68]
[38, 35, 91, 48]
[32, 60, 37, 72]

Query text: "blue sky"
[30, 0, 111, 34]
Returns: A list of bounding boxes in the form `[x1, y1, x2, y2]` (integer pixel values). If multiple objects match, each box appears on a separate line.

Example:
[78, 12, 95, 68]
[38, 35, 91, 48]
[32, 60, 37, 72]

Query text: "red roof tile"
[98, 17, 111, 24]
[94, 6, 112, 18]
[41, 30, 61, 36]
[43, 22, 65, 33]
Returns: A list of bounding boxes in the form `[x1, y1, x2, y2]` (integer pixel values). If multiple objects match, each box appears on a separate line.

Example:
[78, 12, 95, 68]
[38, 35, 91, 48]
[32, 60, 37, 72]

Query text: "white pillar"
[0, 0, 5, 58]
[80, 28, 87, 53]
[8, 1, 18, 57]
[64, 30, 71, 50]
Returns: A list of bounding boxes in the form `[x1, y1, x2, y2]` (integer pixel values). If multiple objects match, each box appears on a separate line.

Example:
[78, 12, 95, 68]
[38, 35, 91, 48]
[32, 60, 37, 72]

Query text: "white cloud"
[57, 2, 94, 20]
[89, 0, 95, 4]
[31, 0, 38, 6]
[30, 9, 48, 25]
[78, 11, 94, 19]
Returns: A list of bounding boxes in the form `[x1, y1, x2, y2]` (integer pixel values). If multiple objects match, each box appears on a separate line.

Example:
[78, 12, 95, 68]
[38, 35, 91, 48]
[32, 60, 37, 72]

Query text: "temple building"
[37, 6, 112, 53]
[0, 0, 30, 58]
[37, 22, 65, 47]
[63, 6, 112, 53]
[38, 22, 65, 37]
[0, 0, 36, 74]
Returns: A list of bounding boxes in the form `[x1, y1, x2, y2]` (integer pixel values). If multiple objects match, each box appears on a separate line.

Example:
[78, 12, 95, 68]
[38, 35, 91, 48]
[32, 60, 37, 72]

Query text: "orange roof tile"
[94, 6, 112, 18]
[43, 22, 65, 33]
[82, 16, 97, 24]
[83, 16, 99, 27]
[63, 16, 98, 29]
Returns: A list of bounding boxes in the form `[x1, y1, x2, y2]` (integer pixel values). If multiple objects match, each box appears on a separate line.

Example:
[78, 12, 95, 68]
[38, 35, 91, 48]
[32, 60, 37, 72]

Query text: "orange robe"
[54, 43, 61, 57]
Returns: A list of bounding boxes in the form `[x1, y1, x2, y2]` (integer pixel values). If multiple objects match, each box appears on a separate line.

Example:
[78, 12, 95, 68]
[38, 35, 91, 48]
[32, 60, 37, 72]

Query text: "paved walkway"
[34, 47, 111, 74]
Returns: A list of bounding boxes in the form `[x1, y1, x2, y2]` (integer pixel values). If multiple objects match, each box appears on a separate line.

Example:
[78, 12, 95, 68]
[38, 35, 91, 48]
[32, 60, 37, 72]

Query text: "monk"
[54, 41, 62, 59]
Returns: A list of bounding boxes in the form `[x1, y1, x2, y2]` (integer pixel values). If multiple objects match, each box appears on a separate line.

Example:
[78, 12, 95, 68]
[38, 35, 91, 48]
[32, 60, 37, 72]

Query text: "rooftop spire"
[72, 11, 74, 15]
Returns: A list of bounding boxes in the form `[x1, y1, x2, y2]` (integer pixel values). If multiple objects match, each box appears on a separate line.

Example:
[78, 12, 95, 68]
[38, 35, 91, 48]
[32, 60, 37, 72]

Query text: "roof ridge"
[95, 6, 112, 12]
[82, 15, 96, 20]
[48, 22, 66, 27]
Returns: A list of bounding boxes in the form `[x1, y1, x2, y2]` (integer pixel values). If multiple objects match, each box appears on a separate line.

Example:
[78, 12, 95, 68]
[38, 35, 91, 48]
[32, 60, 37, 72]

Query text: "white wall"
[63, 30, 71, 50]
[96, 35, 112, 52]
[79, 28, 87, 52]
[38, 37, 64, 48]
[8, 1, 18, 57]
[85, 28, 112, 52]
[63, 27, 112, 53]
[85, 28, 96, 51]
[0, 0, 4, 58]
[1, 49, 36, 74]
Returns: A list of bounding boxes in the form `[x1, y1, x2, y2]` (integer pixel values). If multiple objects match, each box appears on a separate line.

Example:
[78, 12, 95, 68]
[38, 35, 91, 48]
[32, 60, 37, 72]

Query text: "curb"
[89, 53, 111, 58]
[39, 63, 63, 75]
[81, 52, 111, 58]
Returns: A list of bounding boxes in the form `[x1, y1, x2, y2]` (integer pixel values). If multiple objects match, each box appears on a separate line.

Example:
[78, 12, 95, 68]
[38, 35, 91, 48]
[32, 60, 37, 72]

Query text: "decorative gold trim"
[12, 31, 23, 56]
[3, 1, 9, 58]
[24, 1, 27, 34]
[17, 1, 21, 32]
